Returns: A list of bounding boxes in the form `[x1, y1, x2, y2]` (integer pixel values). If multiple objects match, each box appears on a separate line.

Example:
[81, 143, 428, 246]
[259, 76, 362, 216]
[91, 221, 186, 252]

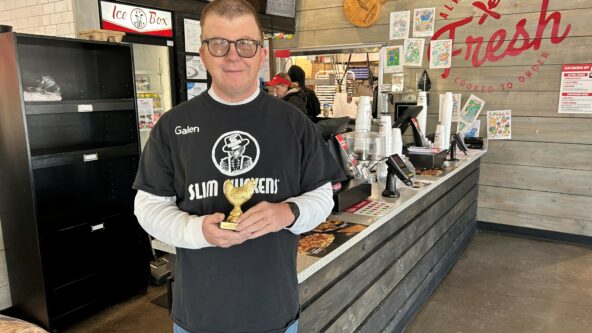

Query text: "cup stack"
[379, 116, 392, 157]
[392, 128, 403, 157]
[441, 92, 454, 149]
[355, 96, 372, 132]
[417, 91, 428, 135]
[434, 125, 445, 150]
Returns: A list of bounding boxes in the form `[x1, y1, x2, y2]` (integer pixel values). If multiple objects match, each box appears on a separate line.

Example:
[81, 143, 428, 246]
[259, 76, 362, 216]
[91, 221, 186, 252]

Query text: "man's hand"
[202, 213, 248, 248]
[235, 202, 294, 240]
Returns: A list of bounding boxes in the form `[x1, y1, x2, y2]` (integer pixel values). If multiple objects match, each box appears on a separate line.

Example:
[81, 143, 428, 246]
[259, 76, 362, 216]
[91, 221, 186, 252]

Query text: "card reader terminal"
[387, 154, 414, 186]
[383, 154, 414, 198]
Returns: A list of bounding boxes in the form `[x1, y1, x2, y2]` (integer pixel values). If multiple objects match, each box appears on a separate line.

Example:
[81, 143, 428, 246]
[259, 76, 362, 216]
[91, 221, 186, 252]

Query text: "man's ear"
[259, 44, 268, 68]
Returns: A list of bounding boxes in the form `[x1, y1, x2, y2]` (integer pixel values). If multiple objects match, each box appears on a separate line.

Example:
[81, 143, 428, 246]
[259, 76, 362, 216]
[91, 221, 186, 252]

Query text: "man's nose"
[225, 44, 242, 61]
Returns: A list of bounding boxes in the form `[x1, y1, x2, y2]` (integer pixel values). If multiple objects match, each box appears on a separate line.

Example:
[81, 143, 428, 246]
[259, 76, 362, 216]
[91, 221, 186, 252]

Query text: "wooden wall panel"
[296, 5, 588, 37]
[282, 0, 592, 237]
[479, 186, 592, 222]
[481, 141, 592, 171]
[480, 164, 592, 196]
[478, 208, 592, 236]
[298, 0, 590, 15]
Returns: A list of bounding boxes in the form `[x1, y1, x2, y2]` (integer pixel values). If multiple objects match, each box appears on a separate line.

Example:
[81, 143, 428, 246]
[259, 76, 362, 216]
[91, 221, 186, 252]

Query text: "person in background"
[266, 73, 308, 115]
[288, 65, 321, 120]
[132, 0, 344, 333]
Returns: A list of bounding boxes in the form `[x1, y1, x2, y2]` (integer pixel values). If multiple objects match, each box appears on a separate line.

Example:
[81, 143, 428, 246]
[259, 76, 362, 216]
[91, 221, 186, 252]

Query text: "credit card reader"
[382, 154, 414, 198]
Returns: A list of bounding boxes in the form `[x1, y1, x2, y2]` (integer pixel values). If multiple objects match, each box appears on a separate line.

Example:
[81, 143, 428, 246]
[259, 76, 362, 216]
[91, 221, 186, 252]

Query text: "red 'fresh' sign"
[432, 0, 571, 92]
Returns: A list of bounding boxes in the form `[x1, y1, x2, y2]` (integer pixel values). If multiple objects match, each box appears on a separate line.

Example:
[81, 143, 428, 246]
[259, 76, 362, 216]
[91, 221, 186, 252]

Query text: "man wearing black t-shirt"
[132, 1, 344, 333]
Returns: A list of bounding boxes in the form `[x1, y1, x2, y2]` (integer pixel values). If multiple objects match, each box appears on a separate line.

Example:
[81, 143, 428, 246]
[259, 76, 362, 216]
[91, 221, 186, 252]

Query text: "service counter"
[152, 150, 485, 332]
[295, 149, 485, 332]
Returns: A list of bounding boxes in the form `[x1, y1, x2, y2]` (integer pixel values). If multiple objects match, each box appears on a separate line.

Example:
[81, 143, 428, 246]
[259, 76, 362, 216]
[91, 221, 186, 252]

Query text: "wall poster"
[187, 82, 207, 100]
[558, 64, 592, 114]
[457, 94, 486, 135]
[266, 0, 296, 18]
[389, 11, 410, 40]
[184, 18, 201, 53]
[403, 38, 424, 67]
[412, 7, 436, 37]
[383, 45, 403, 73]
[487, 110, 512, 140]
[465, 119, 480, 138]
[186, 55, 207, 80]
[429, 39, 453, 69]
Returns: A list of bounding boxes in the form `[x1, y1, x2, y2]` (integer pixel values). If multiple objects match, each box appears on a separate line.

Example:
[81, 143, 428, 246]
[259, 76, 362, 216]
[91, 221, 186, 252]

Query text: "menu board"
[558, 64, 592, 114]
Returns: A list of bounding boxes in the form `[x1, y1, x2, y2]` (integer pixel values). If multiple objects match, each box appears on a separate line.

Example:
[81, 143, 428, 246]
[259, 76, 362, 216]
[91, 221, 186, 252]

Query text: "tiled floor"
[62, 231, 592, 332]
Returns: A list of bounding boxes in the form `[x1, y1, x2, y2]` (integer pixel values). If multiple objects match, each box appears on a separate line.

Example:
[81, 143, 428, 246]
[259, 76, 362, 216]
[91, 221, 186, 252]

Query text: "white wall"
[0, 0, 75, 37]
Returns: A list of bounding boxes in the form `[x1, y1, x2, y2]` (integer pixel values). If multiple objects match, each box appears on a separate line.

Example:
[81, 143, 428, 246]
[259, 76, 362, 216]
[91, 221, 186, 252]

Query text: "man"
[266, 73, 307, 115]
[132, 1, 344, 333]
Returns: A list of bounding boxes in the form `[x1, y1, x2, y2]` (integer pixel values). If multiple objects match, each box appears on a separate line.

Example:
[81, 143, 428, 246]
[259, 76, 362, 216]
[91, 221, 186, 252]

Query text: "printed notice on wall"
[184, 19, 201, 53]
[558, 64, 592, 114]
[266, 0, 295, 18]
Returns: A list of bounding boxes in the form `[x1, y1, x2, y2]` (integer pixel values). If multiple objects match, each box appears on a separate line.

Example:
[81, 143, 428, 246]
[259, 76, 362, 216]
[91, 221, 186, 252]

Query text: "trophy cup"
[220, 179, 256, 231]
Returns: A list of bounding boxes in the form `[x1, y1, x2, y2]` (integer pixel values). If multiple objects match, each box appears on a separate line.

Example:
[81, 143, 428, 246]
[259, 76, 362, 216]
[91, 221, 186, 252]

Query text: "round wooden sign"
[343, 0, 382, 28]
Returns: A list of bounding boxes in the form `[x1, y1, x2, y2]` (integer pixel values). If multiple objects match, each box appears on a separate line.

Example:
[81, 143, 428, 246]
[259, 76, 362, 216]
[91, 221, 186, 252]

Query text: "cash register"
[316, 117, 372, 212]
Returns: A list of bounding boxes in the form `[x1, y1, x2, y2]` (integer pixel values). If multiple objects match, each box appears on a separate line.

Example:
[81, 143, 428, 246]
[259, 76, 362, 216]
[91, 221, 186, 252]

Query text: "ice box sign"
[100, 1, 173, 37]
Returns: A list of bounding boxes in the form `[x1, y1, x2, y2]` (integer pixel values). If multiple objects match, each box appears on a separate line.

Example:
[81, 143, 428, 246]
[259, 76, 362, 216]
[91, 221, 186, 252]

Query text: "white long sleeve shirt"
[134, 182, 333, 249]
[134, 87, 335, 249]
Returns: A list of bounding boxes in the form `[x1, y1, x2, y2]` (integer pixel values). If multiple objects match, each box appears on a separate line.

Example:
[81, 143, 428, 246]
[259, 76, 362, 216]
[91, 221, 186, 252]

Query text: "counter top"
[296, 149, 486, 283]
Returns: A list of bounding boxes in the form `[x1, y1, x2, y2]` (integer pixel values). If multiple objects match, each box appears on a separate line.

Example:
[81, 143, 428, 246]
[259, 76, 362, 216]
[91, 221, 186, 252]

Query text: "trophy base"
[220, 221, 238, 231]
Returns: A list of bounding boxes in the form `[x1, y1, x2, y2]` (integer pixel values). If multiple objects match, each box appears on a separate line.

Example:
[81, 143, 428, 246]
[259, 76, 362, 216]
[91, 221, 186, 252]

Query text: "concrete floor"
[62, 231, 592, 332]
[406, 231, 592, 333]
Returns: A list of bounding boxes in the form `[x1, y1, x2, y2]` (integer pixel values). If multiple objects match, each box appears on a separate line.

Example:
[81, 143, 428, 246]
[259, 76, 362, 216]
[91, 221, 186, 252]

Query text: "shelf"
[137, 90, 163, 94]
[25, 99, 135, 115]
[31, 143, 138, 169]
[136, 70, 161, 75]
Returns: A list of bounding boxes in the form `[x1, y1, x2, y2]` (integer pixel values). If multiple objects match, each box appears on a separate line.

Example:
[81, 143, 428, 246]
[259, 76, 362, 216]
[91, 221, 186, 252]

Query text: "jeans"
[173, 321, 298, 333]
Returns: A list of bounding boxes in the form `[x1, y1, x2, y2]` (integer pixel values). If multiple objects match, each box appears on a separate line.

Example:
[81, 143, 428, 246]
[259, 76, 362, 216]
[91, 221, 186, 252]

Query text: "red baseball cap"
[266, 74, 291, 86]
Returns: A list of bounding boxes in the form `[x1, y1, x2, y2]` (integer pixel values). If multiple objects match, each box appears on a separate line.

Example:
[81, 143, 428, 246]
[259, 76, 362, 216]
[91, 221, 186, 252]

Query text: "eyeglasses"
[202, 38, 261, 58]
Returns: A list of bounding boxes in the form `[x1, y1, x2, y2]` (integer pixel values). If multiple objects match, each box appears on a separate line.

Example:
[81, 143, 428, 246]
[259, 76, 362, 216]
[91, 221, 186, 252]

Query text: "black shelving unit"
[0, 32, 151, 331]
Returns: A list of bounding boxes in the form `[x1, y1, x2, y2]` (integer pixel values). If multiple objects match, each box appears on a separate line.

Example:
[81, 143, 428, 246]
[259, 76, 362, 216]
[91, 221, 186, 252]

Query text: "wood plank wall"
[275, 0, 592, 238]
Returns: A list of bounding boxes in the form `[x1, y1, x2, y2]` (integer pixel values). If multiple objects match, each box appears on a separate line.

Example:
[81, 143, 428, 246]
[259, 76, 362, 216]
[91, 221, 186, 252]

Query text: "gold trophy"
[220, 179, 256, 231]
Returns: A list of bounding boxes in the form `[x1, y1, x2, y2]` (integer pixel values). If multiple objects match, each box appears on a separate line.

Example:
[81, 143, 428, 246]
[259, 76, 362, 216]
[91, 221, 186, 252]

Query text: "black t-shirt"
[133, 91, 344, 333]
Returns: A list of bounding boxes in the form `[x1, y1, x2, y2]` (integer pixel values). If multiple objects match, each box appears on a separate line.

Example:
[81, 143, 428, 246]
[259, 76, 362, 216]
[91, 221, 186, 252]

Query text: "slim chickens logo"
[432, 0, 571, 92]
[212, 130, 259, 176]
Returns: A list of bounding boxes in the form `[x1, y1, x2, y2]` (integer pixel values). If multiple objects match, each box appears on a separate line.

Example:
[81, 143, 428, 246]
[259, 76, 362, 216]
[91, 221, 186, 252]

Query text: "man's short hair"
[200, 0, 264, 42]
